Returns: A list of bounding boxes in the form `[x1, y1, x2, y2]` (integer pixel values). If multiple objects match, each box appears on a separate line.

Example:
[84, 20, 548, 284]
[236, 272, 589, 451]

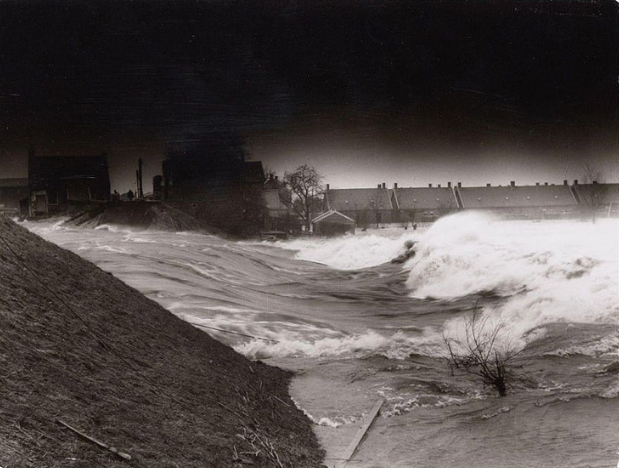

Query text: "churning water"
[24, 213, 619, 467]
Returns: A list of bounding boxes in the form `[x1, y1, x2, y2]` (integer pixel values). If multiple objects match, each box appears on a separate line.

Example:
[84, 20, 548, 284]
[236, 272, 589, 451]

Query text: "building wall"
[0, 186, 29, 212]
[164, 168, 267, 235]
[313, 221, 355, 236]
[341, 208, 394, 227]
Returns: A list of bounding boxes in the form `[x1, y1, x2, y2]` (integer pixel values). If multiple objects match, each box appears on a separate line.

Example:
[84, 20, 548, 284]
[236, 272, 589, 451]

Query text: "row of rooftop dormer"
[327, 179, 602, 190]
[322, 180, 619, 215]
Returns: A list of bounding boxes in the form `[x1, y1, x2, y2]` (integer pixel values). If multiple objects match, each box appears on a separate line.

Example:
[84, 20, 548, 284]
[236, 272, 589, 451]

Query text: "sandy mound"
[0, 216, 323, 467]
[69, 202, 219, 233]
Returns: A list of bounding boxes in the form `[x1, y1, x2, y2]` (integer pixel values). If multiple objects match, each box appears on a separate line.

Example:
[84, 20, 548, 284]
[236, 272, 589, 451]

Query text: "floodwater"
[24, 213, 619, 468]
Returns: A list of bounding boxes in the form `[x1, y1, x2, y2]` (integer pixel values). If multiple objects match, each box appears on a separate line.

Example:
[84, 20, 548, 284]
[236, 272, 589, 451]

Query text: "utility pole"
[136, 158, 144, 199]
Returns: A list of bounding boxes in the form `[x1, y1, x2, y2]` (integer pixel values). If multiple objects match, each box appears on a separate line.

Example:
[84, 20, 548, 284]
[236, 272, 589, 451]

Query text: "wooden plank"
[336, 399, 383, 467]
[56, 420, 131, 461]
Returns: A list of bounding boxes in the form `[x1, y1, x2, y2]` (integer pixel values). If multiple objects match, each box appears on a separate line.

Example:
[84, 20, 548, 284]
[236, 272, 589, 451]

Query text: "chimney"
[275, 176, 279, 181]
[269, 174, 274, 181]
[563, 180, 568, 185]
[457, 182, 462, 188]
[394, 183, 398, 189]
[382, 182, 386, 189]
[573, 179, 578, 185]
[437, 184, 441, 188]
[592, 180, 598, 184]
[377, 184, 381, 188]
[544, 182, 548, 186]
[536, 182, 540, 186]
[428, 183, 432, 188]
[326, 183, 330, 190]
[447, 182, 452, 188]
[510, 181, 515, 187]
[486, 183, 491, 187]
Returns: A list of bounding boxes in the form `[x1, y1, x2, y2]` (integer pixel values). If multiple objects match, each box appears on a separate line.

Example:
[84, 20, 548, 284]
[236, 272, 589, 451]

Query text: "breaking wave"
[273, 229, 420, 270]
[404, 213, 619, 338]
[235, 329, 445, 360]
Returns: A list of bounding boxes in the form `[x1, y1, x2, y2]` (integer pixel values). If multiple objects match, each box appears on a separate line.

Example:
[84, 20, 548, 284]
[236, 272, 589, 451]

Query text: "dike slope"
[0, 216, 324, 467]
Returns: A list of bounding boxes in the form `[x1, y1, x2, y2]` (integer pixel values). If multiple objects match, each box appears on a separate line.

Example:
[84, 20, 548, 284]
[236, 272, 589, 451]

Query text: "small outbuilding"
[311, 210, 356, 236]
[0, 178, 29, 215]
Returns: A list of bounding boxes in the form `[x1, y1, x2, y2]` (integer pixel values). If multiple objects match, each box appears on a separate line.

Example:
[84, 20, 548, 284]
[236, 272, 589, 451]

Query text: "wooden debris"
[56, 420, 131, 461]
[336, 399, 383, 468]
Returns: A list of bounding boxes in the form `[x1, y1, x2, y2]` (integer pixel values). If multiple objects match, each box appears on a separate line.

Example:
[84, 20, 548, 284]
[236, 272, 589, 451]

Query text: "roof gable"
[458, 185, 576, 208]
[395, 187, 457, 210]
[241, 161, 265, 184]
[312, 209, 355, 224]
[326, 188, 392, 211]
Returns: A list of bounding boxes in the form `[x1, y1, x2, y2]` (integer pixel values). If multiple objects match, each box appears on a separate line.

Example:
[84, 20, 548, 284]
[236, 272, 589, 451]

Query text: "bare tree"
[443, 305, 529, 397]
[282, 164, 324, 232]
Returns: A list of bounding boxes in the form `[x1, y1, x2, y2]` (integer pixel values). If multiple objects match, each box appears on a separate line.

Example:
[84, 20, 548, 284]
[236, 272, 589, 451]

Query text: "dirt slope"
[70, 202, 219, 232]
[0, 216, 324, 467]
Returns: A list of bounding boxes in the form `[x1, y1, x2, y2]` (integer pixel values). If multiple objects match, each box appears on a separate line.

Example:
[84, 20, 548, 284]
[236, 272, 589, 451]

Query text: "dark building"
[0, 178, 29, 215]
[28, 150, 111, 216]
[162, 155, 266, 234]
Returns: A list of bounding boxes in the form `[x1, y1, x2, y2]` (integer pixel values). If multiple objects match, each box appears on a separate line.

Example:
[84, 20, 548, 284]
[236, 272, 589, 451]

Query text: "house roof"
[458, 185, 576, 209]
[29, 155, 109, 182]
[312, 209, 356, 225]
[573, 183, 619, 205]
[394, 187, 457, 210]
[0, 178, 29, 188]
[326, 188, 392, 211]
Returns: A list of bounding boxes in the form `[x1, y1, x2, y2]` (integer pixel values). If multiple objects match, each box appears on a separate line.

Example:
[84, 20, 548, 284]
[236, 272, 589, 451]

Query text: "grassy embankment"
[0, 216, 324, 467]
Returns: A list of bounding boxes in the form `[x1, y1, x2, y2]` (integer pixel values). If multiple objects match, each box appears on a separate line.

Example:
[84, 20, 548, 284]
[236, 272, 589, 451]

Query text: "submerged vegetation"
[443, 305, 530, 397]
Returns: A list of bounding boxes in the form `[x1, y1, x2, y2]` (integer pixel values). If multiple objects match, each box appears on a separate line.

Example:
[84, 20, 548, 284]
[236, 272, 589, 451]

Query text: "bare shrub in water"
[443, 305, 527, 397]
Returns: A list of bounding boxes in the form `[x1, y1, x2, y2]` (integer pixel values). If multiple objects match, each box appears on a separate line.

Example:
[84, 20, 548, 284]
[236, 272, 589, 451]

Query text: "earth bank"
[0, 216, 324, 468]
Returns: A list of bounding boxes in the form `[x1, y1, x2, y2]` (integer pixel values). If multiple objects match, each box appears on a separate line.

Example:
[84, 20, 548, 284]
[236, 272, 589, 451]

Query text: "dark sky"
[1, 0, 617, 191]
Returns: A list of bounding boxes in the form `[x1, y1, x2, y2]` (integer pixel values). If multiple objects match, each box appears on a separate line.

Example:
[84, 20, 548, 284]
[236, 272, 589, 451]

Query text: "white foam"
[273, 229, 419, 270]
[234, 329, 444, 360]
[545, 333, 619, 358]
[406, 213, 619, 338]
